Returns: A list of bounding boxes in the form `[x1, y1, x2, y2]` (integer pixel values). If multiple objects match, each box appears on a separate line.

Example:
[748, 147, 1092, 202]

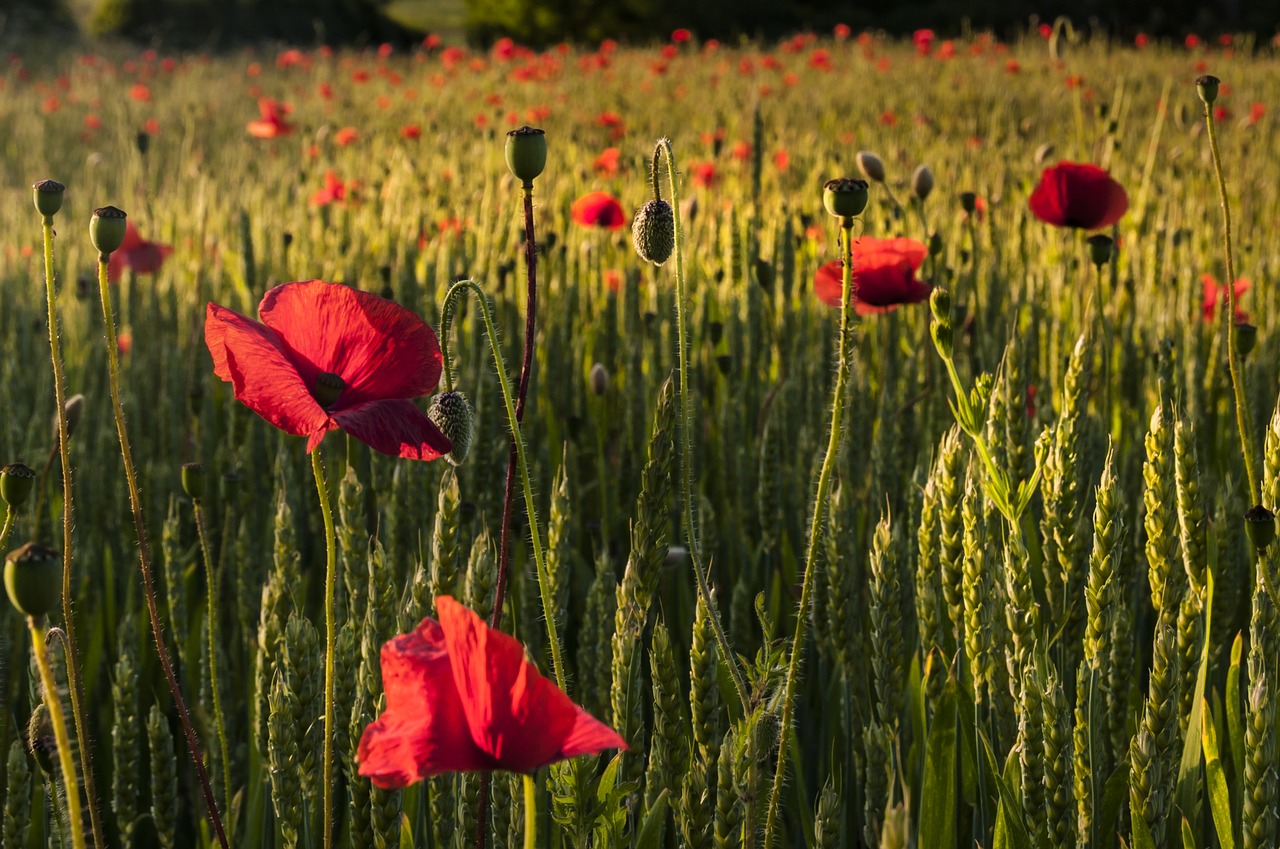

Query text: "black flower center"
[312, 372, 346, 409]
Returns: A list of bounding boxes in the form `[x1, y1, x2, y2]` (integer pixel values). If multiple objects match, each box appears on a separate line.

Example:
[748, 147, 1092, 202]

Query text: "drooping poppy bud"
[33, 180, 65, 220]
[855, 151, 886, 183]
[5, 542, 62, 619]
[1244, 504, 1276, 551]
[90, 206, 128, 257]
[1, 463, 36, 508]
[1236, 322, 1258, 357]
[632, 199, 675, 265]
[181, 462, 206, 501]
[428, 391, 474, 467]
[911, 165, 934, 201]
[505, 126, 547, 185]
[589, 363, 610, 396]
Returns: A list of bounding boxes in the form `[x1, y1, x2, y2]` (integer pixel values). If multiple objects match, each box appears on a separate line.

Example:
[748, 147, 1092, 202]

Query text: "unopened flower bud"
[589, 363, 609, 396]
[1196, 74, 1220, 105]
[1086, 234, 1114, 269]
[5, 542, 62, 619]
[181, 462, 206, 501]
[911, 165, 934, 201]
[1245, 504, 1276, 551]
[822, 177, 869, 219]
[428, 391, 474, 467]
[928, 232, 943, 257]
[505, 126, 546, 185]
[28, 704, 55, 777]
[1236, 322, 1258, 357]
[632, 199, 675, 265]
[931, 319, 953, 358]
[958, 192, 977, 215]
[855, 151, 885, 183]
[33, 180, 65, 219]
[716, 354, 732, 375]
[930, 287, 952, 323]
[90, 206, 128, 257]
[54, 394, 85, 444]
[1, 463, 36, 508]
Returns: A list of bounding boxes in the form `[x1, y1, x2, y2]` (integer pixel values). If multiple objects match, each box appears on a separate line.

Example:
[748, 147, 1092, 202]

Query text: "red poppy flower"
[571, 192, 626, 229]
[593, 147, 621, 176]
[357, 596, 626, 787]
[1028, 162, 1128, 230]
[107, 221, 173, 283]
[247, 98, 294, 139]
[311, 171, 353, 206]
[1201, 274, 1250, 322]
[814, 237, 931, 315]
[204, 280, 451, 459]
[335, 127, 359, 146]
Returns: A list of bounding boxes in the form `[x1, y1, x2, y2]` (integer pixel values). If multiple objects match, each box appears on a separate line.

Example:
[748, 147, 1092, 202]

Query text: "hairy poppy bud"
[181, 462, 206, 501]
[822, 177, 869, 220]
[1236, 322, 1258, 358]
[1, 463, 36, 508]
[632, 199, 675, 265]
[1245, 504, 1276, 551]
[54, 394, 85, 445]
[958, 192, 977, 215]
[1196, 75, 1220, 106]
[855, 151, 885, 183]
[5, 542, 62, 619]
[1086, 234, 1114, 269]
[90, 206, 128, 257]
[911, 165, 934, 201]
[505, 126, 547, 185]
[28, 704, 55, 777]
[589, 363, 609, 396]
[33, 179, 65, 219]
[428, 391, 474, 467]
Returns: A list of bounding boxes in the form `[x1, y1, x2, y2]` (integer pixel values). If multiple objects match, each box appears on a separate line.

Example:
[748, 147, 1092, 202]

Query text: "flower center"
[312, 372, 346, 409]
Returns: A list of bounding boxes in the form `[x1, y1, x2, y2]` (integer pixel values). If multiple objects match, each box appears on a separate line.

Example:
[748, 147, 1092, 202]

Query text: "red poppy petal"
[107, 251, 127, 284]
[357, 618, 493, 788]
[258, 280, 444, 406]
[854, 237, 928, 270]
[436, 596, 626, 773]
[119, 220, 145, 252]
[124, 242, 171, 274]
[813, 261, 845, 306]
[331, 400, 451, 460]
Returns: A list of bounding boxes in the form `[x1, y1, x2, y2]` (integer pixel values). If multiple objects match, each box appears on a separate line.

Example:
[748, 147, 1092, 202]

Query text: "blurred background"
[2, 0, 1276, 51]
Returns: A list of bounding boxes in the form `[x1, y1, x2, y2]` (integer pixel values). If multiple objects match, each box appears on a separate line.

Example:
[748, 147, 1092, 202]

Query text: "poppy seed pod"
[855, 151, 886, 183]
[90, 206, 128, 257]
[911, 165, 934, 201]
[33, 180, 65, 219]
[505, 126, 546, 185]
[632, 199, 675, 265]
[1086, 234, 1114, 268]
[822, 178, 869, 219]
[5, 542, 62, 619]
[958, 192, 978, 215]
[1196, 75, 1220, 106]
[1, 463, 36, 508]
[181, 462, 206, 501]
[1236, 322, 1258, 357]
[589, 363, 610, 396]
[1245, 505, 1276, 551]
[428, 391, 474, 467]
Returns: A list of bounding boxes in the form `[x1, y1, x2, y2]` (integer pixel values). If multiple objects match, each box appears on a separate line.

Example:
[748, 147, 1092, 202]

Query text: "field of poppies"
[1, 20, 1280, 849]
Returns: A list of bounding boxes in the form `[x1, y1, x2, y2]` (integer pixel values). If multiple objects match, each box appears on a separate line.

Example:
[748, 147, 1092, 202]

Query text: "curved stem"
[29, 617, 87, 849]
[1203, 102, 1260, 506]
[96, 256, 228, 849]
[656, 137, 751, 712]
[522, 774, 536, 849]
[44, 217, 106, 849]
[311, 448, 338, 849]
[193, 498, 232, 814]
[441, 279, 565, 687]
[0, 507, 15, 555]
[763, 218, 857, 849]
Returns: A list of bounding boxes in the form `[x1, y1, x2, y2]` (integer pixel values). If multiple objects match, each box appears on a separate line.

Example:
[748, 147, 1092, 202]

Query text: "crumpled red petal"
[331, 399, 452, 460]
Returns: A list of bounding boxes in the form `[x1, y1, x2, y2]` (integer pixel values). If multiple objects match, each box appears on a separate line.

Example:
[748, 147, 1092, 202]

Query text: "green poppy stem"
[311, 447, 338, 849]
[522, 774, 537, 849]
[28, 617, 87, 849]
[192, 497, 233, 814]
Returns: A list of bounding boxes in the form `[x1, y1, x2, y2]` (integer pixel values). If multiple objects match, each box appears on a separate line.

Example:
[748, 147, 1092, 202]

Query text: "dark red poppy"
[814, 237, 931, 315]
[1028, 162, 1128, 230]
[571, 192, 626, 229]
[204, 280, 451, 459]
[1202, 273, 1250, 322]
[108, 221, 172, 283]
[357, 596, 626, 787]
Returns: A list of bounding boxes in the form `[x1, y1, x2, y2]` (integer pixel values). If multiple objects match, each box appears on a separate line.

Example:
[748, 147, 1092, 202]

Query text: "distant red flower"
[247, 98, 294, 139]
[129, 83, 151, 102]
[1038, 23, 1052, 38]
[834, 23, 852, 40]
[1135, 33, 1150, 48]
[593, 147, 621, 176]
[311, 171, 352, 206]
[400, 123, 422, 140]
[205, 280, 451, 459]
[1248, 102, 1266, 125]
[1202, 274, 1250, 322]
[672, 28, 692, 43]
[357, 596, 626, 787]
[813, 237, 931, 315]
[144, 117, 159, 135]
[1028, 162, 1128, 230]
[604, 269, 622, 292]
[117, 332, 133, 356]
[107, 221, 173, 283]
[571, 192, 626, 229]
[691, 162, 717, 188]
[1186, 33, 1201, 49]
[335, 126, 358, 146]
[773, 149, 790, 172]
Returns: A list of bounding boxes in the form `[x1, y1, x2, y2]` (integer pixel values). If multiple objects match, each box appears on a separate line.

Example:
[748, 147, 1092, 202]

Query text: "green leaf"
[1176, 546, 1215, 828]
[1097, 764, 1129, 842]
[919, 681, 957, 849]
[635, 789, 669, 849]
[1226, 632, 1244, 817]
[1131, 805, 1157, 849]
[1202, 700, 1236, 849]
[977, 729, 1032, 849]
[399, 814, 414, 849]
[1181, 816, 1196, 849]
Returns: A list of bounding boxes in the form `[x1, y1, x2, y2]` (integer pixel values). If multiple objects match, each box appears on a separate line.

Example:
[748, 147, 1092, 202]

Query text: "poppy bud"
[715, 354, 732, 375]
[28, 704, 55, 777]
[911, 165, 934, 201]
[958, 192, 978, 215]
[33, 179, 65, 219]
[505, 126, 547, 185]
[90, 206, 128, 257]
[54, 394, 85, 444]
[589, 363, 609, 396]
[1034, 143, 1055, 165]
[631, 199, 675, 265]
[5, 542, 62, 619]
[1086, 234, 1114, 269]
[928, 232, 943, 257]
[855, 151, 886, 183]
[1236, 322, 1258, 357]
[930, 318, 953, 358]
[822, 177, 869, 219]
[136, 132, 150, 156]
[930, 287, 952, 323]
[1196, 75, 1220, 106]
[181, 462, 206, 501]
[428, 391, 474, 467]
[1245, 504, 1276, 551]
[1, 463, 36, 508]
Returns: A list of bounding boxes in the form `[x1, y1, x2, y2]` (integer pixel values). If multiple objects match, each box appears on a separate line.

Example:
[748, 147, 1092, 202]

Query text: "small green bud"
[1086, 234, 1114, 269]
[958, 192, 977, 215]
[1, 463, 36, 508]
[970, 373, 994, 413]
[1196, 75, 1220, 106]
[1236, 322, 1258, 357]
[5, 542, 62, 619]
[1245, 504, 1276, 551]
[505, 126, 547, 185]
[911, 165, 934, 201]
[931, 319, 953, 359]
[822, 177, 869, 219]
[33, 180, 65, 219]
[589, 363, 610, 396]
[181, 462, 206, 501]
[632, 199, 675, 265]
[428, 391, 474, 467]
[90, 206, 128, 257]
[855, 151, 886, 183]
[930, 287, 952, 323]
